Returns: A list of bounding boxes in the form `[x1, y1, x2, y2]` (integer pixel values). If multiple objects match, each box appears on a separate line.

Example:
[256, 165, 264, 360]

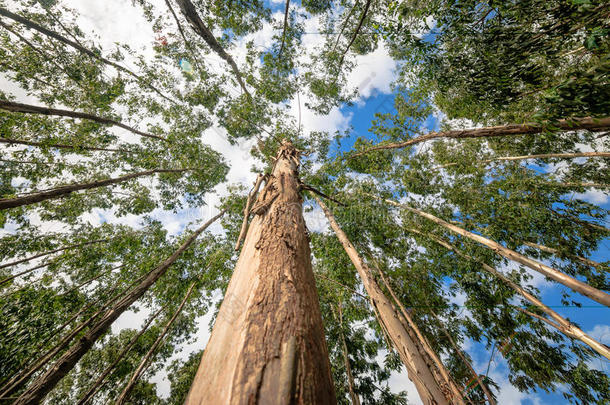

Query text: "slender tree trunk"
[0, 7, 175, 104]
[316, 197, 462, 405]
[115, 282, 196, 404]
[186, 142, 335, 404]
[0, 168, 187, 210]
[523, 241, 606, 270]
[60, 265, 122, 297]
[410, 229, 610, 360]
[437, 151, 610, 169]
[337, 0, 372, 69]
[352, 117, 610, 156]
[76, 307, 163, 405]
[0, 137, 128, 152]
[429, 310, 496, 405]
[12, 211, 223, 405]
[174, 0, 251, 98]
[375, 265, 466, 403]
[337, 304, 360, 405]
[0, 100, 167, 142]
[0, 238, 111, 270]
[278, 0, 290, 58]
[375, 195, 610, 307]
[0, 262, 49, 286]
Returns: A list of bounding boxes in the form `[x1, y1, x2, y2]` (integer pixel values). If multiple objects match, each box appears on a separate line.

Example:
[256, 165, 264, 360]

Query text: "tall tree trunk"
[76, 307, 163, 405]
[0, 7, 175, 104]
[12, 211, 223, 405]
[0, 100, 167, 142]
[523, 241, 606, 270]
[115, 282, 196, 405]
[336, 304, 360, 405]
[0, 238, 111, 269]
[316, 197, 463, 405]
[352, 117, 610, 156]
[375, 195, 610, 307]
[0, 137, 129, 153]
[429, 310, 496, 405]
[174, 0, 251, 98]
[410, 229, 610, 360]
[185, 141, 335, 404]
[375, 265, 466, 404]
[0, 168, 188, 210]
[437, 151, 610, 169]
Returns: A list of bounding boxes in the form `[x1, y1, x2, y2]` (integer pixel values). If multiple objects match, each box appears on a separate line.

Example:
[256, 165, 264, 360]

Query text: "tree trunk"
[523, 241, 606, 270]
[337, 304, 360, 405]
[0, 100, 167, 142]
[0, 137, 129, 153]
[0, 7, 175, 104]
[352, 117, 610, 156]
[185, 141, 335, 404]
[375, 265, 466, 403]
[376, 195, 610, 307]
[410, 229, 610, 360]
[437, 151, 610, 169]
[0, 238, 111, 270]
[115, 282, 196, 405]
[316, 197, 462, 405]
[429, 310, 496, 405]
[12, 211, 223, 405]
[76, 307, 163, 405]
[0, 168, 187, 210]
[0, 262, 49, 286]
[174, 0, 251, 98]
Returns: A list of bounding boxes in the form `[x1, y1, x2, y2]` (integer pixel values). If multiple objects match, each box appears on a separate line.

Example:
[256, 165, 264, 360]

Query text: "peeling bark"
[186, 141, 335, 404]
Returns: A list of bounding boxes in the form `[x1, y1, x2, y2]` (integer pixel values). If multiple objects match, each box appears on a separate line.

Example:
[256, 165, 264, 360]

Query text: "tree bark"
[174, 0, 251, 98]
[76, 307, 163, 405]
[437, 151, 610, 169]
[0, 168, 187, 210]
[0, 137, 129, 152]
[316, 197, 462, 405]
[523, 241, 606, 270]
[0, 7, 175, 104]
[235, 174, 265, 250]
[185, 141, 335, 404]
[12, 211, 223, 405]
[0, 100, 167, 142]
[375, 265, 466, 404]
[352, 117, 610, 157]
[0, 238, 110, 270]
[115, 282, 196, 405]
[337, 304, 360, 405]
[375, 195, 610, 307]
[409, 229, 610, 360]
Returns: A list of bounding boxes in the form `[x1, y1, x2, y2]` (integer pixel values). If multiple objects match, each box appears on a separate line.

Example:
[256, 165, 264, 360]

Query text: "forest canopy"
[0, 0, 609, 404]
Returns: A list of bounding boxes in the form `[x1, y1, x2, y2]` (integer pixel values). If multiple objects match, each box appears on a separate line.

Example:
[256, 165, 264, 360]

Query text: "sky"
[0, 0, 608, 404]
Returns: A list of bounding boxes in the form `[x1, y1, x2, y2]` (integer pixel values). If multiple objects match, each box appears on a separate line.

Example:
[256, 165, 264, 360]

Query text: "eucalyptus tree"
[1, 0, 609, 404]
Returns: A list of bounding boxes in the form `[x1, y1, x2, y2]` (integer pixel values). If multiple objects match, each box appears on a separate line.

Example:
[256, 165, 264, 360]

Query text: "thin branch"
[302, 184, 346, 206]
[436, 151, 610, 169]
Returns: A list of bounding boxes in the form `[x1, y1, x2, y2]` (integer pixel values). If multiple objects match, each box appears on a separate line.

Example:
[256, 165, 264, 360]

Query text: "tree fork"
[316, 197, 462, 405]
[374, 195, 610, 307]
[352, 117, 610, 157]
[12, 211, 223, 405]
[186, 141, 336, 404]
